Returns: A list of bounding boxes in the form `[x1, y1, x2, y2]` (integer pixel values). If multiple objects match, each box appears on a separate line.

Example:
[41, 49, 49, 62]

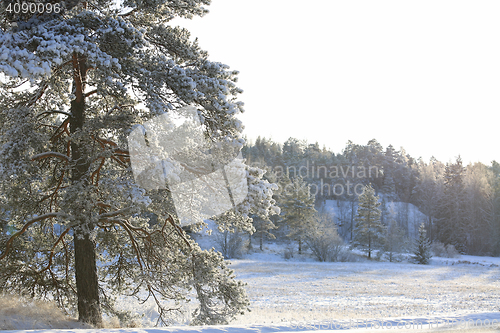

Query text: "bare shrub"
[305, 213, 353, 262]
[306, 230, 344, 262]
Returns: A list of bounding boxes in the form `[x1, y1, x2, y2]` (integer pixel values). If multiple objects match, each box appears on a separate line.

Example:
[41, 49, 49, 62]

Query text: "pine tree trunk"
[298, 238, 302, 254]
[74, 229, 102, 326]
[70, 53, 102, 327]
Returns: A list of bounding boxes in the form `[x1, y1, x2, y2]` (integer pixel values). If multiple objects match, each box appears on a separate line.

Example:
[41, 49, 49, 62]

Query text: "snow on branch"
[97, 206, 136, 220]
[32, 152, 70, 163]
[37, 110, 72, 118]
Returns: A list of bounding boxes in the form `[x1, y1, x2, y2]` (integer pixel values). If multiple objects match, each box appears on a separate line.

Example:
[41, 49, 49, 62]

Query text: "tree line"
[243, 137, 500, 256]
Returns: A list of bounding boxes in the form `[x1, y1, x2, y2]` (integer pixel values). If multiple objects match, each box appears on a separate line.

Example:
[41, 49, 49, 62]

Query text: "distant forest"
[242, 137, 500, 256]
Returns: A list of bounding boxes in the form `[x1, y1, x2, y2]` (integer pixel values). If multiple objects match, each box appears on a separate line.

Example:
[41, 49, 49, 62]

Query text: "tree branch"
[85, 89, 98, 98]
[37, 110, 72, 118]
[40, 227, 71, 273]
[97, 206, 135, 220]
[0, 213, 60, 260]
[32, 152, 70, 163]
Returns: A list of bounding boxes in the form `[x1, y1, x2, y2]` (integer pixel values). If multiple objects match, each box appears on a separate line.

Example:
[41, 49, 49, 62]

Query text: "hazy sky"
[173, 1, 500, 165]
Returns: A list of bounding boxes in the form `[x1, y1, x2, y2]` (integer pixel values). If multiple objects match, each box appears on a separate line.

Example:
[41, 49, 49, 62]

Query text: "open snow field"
[229, 256, 500, 325]
[3, 246, 500, 332]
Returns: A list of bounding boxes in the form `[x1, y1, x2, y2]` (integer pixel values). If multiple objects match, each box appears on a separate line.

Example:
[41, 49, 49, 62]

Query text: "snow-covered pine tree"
[279, 174, 316, 254]
[249, 167, 280, 251]
[412, 222, 432, 264]
[214, 164, 280, 251]
[0, 0, 275, 327]
[351, 184, 384, 259]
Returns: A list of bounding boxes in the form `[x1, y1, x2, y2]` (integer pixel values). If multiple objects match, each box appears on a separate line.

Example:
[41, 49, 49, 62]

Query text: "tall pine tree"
[280, 174, 316, 254]
[0, 0, 277, 327]
[437, 157, 466, 252]
[352, 184, 384, 259]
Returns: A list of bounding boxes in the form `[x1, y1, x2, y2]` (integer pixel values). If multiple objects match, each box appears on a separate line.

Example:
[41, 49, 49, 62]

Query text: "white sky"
[173, 0, 500, 165]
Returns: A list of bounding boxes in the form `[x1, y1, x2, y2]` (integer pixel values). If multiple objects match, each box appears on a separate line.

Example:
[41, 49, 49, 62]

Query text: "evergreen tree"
[489, 161, 500, 255]
[381, 145, 398, 201]
[280, 174, 316, 254]
[352, 184, 384, 259]
[381, 171, 397, 201]
[412, 222, 432, 264]
[0, 1, 264, 326]
[463, 162, 495, 254]
[282, 137, 306, 175]
[252, 216, 276, 251]
[246, 166, 280, 251]
[437, 157, 466, 251]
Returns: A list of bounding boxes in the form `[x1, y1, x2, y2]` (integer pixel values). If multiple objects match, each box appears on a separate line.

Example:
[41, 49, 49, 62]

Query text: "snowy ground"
[3, 242, 500, 332]
[229, 256, 500, 325]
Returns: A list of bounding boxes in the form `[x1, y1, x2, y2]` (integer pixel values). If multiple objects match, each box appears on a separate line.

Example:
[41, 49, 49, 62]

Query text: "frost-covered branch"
[32, 152, 70, 163]
[97, 206, 136, 220]
[0, 213, 61, 261]
[37, 110, 72, 118]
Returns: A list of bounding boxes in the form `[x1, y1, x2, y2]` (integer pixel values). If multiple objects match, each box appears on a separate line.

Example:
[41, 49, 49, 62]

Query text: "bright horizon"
[173, 0, 500, 165]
